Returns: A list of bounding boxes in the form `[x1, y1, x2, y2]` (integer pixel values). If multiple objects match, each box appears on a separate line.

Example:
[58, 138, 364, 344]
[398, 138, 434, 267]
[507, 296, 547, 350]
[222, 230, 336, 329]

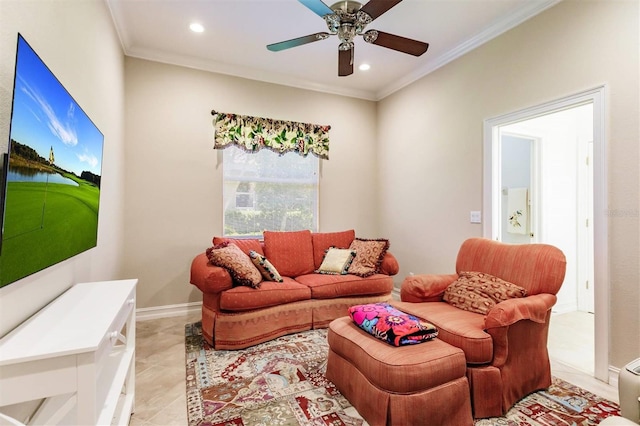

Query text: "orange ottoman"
[326, 316, 473, 426]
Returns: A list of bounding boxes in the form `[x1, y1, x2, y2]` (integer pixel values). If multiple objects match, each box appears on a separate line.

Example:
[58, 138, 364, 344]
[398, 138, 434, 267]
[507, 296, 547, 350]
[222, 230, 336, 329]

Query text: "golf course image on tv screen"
[0, 34, 104, 288]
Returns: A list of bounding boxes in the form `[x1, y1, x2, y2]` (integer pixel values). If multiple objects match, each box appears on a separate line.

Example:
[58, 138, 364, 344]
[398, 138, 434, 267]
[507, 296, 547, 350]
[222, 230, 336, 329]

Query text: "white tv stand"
[0, 279, 137, 425]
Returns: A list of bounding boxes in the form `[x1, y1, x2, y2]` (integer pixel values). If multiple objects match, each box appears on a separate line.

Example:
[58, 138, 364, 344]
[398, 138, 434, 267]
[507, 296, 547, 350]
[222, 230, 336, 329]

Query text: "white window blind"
[223, 146, 319, 237]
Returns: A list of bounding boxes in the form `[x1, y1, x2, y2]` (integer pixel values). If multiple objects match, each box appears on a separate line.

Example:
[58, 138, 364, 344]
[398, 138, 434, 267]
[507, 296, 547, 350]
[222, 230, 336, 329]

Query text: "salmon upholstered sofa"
[190, 229, 398, 350]
[392, 237, 566, 418]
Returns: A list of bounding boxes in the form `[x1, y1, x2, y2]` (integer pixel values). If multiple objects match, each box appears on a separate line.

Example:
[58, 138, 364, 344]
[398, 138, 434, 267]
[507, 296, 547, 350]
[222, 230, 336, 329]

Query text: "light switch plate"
[470, 211, 482, 223]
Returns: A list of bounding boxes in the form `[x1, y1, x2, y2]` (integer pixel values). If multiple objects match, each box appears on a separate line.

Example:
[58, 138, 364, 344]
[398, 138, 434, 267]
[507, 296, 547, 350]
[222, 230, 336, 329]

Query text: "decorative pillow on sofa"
[443, 271, 527, 315]
[263, 230, 315, 277]
[206, 243, 262, 289]
[347, 238, 390, 277]
[212, 237, 264, 256]
[311, 230, 356, 270]
[316, 248, 356, 275]
[249, 250, 283, 282]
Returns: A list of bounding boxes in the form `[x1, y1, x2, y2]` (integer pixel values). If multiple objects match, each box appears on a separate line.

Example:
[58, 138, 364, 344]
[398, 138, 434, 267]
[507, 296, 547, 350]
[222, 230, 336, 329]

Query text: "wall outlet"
[470, 211, 482, 223]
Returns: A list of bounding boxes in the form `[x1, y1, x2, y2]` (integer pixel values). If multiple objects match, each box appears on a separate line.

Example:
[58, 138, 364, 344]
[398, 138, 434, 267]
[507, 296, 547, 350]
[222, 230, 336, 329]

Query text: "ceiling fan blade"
[360, 0, 402, 20]
[267, 32, 331, 52]
[338, 47, 353, 76]
[298, 0, 334, 17]
[364, 30, 428, 56]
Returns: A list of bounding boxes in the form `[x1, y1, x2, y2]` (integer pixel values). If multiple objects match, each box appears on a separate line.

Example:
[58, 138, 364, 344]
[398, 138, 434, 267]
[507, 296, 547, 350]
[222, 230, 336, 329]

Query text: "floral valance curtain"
[212, 111, 330, 160]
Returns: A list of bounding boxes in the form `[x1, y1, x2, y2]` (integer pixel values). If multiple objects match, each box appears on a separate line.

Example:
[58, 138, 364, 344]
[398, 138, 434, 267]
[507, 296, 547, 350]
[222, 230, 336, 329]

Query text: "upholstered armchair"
[392, 237, 567, 418]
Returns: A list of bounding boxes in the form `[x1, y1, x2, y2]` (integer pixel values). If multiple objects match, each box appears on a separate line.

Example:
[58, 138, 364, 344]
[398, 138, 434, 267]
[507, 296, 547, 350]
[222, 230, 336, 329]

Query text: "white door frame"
[482, 85, 609, 382]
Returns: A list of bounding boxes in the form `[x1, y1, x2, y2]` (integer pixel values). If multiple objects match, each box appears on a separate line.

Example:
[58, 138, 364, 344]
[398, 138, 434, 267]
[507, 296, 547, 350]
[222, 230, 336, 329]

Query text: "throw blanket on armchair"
[348, 303, 438, 346]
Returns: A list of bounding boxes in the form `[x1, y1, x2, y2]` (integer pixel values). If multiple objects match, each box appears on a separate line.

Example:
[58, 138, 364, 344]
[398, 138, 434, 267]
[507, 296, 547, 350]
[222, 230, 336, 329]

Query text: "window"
[223, 146, 319, 237]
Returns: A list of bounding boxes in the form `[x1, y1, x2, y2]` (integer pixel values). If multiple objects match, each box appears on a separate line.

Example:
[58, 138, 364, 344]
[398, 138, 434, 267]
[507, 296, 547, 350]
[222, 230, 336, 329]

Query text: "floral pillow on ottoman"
[348, 303, 438, 347]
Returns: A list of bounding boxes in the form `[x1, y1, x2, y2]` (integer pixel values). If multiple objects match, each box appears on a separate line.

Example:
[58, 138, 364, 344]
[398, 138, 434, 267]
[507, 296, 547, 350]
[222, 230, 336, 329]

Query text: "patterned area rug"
[185, 322, 619, 426]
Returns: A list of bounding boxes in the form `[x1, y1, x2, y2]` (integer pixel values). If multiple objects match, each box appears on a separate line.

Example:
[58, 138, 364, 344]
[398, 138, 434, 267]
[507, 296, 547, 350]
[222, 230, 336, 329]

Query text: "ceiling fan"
[267, 0, 429, 77]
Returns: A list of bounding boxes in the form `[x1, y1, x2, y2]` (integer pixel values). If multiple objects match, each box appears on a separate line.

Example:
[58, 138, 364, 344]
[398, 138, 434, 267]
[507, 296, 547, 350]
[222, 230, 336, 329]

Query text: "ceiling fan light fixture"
[338, 23, 357, 44]
[359, 63, 370, 71]
[338, 41, 354, 51]
[268, 0, 429, 76]
[324, 14, 341, 33]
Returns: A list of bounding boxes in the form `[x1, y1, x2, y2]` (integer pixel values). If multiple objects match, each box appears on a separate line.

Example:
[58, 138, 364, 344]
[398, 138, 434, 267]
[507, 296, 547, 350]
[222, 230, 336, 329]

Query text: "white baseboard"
[136, 301, 202, 321]
[608, 364, 621, 389]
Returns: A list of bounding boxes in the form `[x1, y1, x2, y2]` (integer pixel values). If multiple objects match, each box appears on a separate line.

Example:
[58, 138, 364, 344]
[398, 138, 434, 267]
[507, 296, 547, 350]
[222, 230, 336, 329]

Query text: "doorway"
[482, 86, 609, 382]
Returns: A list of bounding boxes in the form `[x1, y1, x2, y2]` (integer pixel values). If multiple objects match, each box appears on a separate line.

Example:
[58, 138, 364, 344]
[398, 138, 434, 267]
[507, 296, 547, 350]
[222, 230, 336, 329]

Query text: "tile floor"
[549, 310, 595, 375]
[129, 310, 618, 425]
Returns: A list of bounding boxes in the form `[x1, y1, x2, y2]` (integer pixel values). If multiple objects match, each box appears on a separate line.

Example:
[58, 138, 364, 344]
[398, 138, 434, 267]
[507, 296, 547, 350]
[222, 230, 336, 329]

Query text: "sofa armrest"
[484, 293, 557, 329]
[190, 252, 233, 294]
[380, 251, 400, 276]
[400, 273, 459, 302]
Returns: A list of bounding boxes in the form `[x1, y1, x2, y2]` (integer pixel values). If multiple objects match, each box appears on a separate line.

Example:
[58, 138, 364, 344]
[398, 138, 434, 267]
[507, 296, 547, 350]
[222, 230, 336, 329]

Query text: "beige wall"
[123, 58, 378, 309]
[377, 0, 639, 367]
[0, 1, 126, 337]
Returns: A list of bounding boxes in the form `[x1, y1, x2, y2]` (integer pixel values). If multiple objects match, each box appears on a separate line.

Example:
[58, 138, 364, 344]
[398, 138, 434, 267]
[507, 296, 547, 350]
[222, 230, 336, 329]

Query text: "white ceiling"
[106, 0, 559, 101]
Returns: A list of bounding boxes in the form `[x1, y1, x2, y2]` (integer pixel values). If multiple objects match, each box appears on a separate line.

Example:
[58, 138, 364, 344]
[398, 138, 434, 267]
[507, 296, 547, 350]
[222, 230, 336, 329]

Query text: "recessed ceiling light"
[359, 63, 371, 71]
[189, 23, 204, 33]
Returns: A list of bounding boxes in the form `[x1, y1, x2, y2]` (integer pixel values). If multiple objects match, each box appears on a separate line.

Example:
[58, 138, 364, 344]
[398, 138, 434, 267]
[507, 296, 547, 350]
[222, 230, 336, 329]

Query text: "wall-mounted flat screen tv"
[0, 34, 104, 288]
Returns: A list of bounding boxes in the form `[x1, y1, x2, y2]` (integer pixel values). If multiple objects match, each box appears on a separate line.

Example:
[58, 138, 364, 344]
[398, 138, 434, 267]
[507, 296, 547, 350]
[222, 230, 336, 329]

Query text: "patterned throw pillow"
[443, 271, 527, 315]
[206, 243, 262, 289]
[212, 237, 263, 256]
[249, 250, 283, 282]
[347, 238, 390, 277]
[315, 248, 356, 275]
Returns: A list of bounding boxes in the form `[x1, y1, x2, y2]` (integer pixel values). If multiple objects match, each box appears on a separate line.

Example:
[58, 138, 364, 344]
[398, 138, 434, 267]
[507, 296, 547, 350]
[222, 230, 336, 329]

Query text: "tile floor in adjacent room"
[129, 310, 618, 426]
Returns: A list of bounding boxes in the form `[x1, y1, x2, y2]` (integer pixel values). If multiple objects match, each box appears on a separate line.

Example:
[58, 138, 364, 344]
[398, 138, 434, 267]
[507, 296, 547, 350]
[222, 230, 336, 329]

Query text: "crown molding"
[124, 46, 378, 101]
[374, 0, 562, 100]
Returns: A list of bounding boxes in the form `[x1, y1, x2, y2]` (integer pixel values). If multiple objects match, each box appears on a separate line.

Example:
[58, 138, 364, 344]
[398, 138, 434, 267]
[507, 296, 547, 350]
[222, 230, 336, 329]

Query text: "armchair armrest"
[400, 273, 458, 302]
[484, 293, 557, 329]
[190, 252, 233, 294]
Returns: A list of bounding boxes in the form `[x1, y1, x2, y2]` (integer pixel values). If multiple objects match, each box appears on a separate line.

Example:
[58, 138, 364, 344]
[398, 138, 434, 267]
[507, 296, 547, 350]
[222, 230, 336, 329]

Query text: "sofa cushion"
[219, 277, 311, 311]
[379, 252, 400, 275]
[391, 301, 493, 364]
[443, 271, 527, 315]
[311, 230, 356, 269]
[206, 243, 263, 289]
[212, 237, 264, 256]
[347, 238, 390, 277]
[295, 273, 393, 299]
[315, 248, 356, 275]
[263, 230, 315, 277]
